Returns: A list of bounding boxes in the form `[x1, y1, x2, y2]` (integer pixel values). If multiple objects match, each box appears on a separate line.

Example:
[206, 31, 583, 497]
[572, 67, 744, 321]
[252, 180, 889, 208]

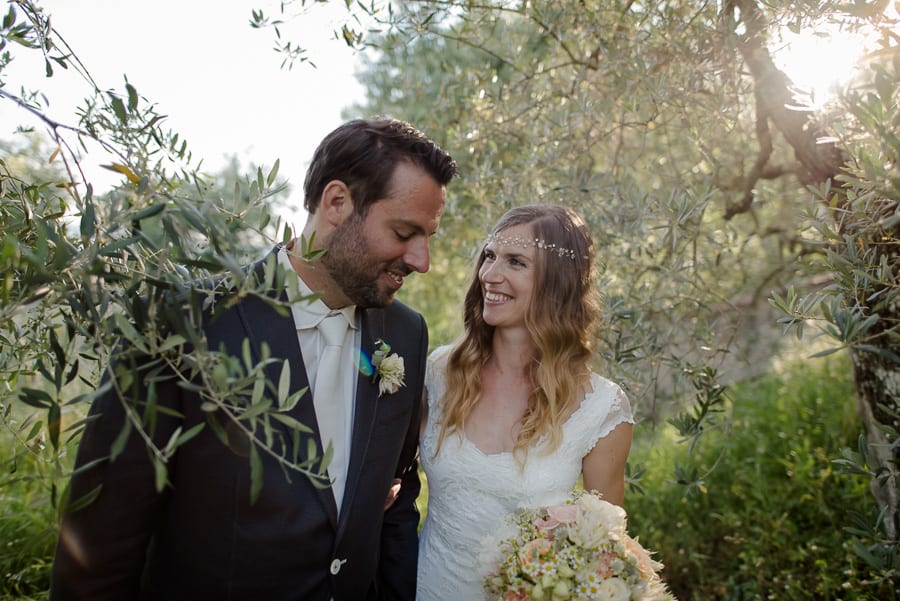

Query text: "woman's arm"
[581, 421, 633, 506]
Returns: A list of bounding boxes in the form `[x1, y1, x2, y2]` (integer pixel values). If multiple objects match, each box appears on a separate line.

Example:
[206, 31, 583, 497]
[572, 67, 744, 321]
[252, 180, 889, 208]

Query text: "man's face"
[321, 162, 446, 307]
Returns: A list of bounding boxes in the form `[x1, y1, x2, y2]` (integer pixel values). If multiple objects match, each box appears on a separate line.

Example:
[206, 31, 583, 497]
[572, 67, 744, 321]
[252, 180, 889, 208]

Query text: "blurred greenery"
[2, 0, 898, 598]
[628, 354, 893, 600]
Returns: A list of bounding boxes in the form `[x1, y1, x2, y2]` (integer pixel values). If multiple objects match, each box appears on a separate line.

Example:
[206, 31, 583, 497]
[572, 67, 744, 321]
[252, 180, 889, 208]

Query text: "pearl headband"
[484, 233, 577, 260]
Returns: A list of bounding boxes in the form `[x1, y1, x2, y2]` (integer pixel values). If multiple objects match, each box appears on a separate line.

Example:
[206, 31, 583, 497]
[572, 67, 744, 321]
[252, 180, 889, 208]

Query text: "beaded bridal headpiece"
[484, 233, 577, 260]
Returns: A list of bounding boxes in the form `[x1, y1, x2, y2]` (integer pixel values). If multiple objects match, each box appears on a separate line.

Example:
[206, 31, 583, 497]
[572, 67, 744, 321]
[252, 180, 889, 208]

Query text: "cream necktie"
[314, 313, 350, 512]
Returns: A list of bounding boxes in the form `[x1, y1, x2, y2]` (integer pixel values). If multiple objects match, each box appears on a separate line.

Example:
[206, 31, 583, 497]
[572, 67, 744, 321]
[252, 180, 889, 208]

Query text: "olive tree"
[1, 0, 323, 526]
[256, 0, 898, 575]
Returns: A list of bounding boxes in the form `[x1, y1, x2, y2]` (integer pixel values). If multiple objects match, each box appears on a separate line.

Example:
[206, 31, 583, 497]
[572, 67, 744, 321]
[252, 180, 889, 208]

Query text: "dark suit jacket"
[50, 250, 425, 601]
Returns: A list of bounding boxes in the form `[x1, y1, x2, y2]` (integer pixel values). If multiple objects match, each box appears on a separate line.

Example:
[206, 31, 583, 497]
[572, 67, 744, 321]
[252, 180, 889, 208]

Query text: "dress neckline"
[459, 374, 598, 457]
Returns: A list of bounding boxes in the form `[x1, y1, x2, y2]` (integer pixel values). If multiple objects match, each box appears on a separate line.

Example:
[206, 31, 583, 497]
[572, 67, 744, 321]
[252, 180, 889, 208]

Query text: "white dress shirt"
[278, 247, 359, 511]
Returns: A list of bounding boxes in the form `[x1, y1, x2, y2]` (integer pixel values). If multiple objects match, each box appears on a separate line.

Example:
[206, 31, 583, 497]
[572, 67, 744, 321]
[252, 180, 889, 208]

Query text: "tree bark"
[850, 343, 900, 540]
[731, 0, 899, 540]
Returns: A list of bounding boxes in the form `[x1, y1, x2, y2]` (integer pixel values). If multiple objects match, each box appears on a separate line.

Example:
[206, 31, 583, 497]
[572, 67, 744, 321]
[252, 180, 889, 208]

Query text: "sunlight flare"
[773, 23, 869, 108]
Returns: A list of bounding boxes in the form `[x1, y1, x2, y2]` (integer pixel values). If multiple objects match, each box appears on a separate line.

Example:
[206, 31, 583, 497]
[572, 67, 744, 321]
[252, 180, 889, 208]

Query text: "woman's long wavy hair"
[435, 204, 600, 460]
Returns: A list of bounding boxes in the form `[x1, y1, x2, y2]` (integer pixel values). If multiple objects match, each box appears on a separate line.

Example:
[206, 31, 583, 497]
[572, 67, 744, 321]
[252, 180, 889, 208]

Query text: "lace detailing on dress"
[416, 346, 634, 601]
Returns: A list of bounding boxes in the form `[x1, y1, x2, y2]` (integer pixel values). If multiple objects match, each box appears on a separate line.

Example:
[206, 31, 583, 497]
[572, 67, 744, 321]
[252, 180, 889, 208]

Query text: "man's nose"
[404, 237, 431, 273]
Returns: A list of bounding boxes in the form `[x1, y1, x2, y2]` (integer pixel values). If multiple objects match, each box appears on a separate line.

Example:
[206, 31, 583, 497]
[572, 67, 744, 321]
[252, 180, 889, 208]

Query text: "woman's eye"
[483, 249, 496, 261]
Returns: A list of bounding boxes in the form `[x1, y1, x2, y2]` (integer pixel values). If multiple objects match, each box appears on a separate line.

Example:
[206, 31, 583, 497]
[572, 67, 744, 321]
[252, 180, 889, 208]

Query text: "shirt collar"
[278, 246, 358, 331]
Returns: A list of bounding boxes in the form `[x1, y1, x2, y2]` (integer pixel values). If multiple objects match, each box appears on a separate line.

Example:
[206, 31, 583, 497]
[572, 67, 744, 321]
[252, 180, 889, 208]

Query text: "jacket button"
[330, 558, 345, 575]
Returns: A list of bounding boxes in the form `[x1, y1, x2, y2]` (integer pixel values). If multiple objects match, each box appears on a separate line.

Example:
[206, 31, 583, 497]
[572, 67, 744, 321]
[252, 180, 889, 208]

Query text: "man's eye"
[395, 231, 413, 241]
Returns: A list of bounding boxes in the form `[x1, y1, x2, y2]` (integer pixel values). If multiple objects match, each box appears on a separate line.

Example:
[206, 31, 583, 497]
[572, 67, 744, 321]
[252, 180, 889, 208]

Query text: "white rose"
[377, 353, 405, 396]
[576, 495, 627, 543]
[580, 495, 627, 528]
[596, 577, 631, 601]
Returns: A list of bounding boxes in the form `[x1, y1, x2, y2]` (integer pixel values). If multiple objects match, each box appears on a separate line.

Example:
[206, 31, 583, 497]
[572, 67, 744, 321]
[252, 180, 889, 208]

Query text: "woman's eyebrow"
[494, 248, 532, 262]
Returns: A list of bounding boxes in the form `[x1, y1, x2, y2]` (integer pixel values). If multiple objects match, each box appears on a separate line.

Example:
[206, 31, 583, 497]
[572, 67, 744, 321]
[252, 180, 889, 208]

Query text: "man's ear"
[319, 180, 354, 226]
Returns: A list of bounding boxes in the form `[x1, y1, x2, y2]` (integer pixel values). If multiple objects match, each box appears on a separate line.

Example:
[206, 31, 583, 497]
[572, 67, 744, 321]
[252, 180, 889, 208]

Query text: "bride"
[416, 204, 634, 600]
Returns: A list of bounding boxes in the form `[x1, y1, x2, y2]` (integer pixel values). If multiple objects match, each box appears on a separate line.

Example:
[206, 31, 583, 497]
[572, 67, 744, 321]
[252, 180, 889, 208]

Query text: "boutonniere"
[372, 339, 405, 397]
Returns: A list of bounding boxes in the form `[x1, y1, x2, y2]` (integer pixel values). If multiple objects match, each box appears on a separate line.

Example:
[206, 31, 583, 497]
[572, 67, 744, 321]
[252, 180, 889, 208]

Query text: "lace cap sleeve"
[424, 345, 453, 415]
[566, 374, 635, 459]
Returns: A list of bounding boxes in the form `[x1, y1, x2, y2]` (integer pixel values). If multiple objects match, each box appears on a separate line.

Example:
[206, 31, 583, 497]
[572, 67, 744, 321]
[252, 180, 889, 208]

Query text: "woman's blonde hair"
[435, 204, 600, 460]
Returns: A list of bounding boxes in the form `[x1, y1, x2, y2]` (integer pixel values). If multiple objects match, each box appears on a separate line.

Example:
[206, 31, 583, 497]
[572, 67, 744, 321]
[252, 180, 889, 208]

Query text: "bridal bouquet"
[481, 491, 674, 601]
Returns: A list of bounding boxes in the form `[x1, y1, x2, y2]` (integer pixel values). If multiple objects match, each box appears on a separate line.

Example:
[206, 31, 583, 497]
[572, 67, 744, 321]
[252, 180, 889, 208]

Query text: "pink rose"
[534, 516, 561, 532]
[533, 504, 578, 532]
[547, 504, 578, 525]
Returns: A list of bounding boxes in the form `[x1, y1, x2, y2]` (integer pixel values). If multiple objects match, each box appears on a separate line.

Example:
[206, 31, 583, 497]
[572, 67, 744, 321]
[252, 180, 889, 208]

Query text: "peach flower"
[519, 538, 552, 565]
[623, 534, 664, 577]
[505, 588, 528, 601]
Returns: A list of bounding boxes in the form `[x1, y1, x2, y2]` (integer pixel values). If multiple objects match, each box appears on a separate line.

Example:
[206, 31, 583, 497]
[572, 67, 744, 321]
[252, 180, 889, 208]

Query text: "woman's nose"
[480, 261, 502, 282]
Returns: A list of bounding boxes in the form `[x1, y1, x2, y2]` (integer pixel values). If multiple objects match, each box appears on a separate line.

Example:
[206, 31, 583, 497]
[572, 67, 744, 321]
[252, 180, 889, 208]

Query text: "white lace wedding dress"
[416, 346, 634, 601]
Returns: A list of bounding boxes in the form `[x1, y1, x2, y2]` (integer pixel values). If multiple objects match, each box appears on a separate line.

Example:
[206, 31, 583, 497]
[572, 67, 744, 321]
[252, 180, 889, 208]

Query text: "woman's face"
[478, 223, 537, 330]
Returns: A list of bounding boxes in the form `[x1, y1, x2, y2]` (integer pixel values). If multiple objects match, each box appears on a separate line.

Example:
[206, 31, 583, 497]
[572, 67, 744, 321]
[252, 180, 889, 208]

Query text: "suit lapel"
[336, 307, 384, 536]
[238, 249, 339, 527]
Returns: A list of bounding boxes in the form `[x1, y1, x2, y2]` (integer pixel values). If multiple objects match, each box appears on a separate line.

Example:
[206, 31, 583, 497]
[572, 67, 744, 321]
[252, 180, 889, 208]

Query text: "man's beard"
[321, 213, 405, 308]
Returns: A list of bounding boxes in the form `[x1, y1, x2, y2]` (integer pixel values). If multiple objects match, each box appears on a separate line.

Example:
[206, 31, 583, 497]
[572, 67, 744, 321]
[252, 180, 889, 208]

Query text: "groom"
[50, 118, 457, 600]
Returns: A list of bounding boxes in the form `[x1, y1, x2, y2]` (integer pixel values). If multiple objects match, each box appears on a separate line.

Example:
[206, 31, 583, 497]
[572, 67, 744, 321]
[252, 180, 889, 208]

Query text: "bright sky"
[7, 3, 880, 204]
[1, 0, 367, 223]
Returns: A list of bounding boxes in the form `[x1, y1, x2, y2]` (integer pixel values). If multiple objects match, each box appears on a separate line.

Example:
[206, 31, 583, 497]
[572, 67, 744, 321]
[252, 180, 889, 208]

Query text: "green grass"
[0, 449, 57, 600]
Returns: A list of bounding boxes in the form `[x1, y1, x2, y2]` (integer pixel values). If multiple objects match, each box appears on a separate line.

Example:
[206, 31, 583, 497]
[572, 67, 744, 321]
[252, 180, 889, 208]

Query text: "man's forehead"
[376, 195, 444, 234]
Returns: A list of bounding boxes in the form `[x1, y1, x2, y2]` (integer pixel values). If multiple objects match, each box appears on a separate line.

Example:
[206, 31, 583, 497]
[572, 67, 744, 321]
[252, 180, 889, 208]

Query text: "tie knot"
[318, 313, 348, 347]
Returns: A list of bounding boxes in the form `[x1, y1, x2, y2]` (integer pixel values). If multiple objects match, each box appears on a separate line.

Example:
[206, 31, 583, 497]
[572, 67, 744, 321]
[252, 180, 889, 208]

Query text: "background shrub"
[628, 354, 892, 600]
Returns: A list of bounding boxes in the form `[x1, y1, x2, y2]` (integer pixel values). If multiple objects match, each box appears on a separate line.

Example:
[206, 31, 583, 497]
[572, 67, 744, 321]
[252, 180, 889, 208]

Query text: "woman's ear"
[319, 180, 354, 226]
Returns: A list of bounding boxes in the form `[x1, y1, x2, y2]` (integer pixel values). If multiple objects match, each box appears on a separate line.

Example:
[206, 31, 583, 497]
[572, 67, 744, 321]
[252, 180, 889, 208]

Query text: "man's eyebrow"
[394, 218, 436, 236]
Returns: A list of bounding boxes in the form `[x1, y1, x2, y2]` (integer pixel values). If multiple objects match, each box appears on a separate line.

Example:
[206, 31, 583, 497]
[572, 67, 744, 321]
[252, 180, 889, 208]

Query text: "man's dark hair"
[302, 117, 458, 214]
